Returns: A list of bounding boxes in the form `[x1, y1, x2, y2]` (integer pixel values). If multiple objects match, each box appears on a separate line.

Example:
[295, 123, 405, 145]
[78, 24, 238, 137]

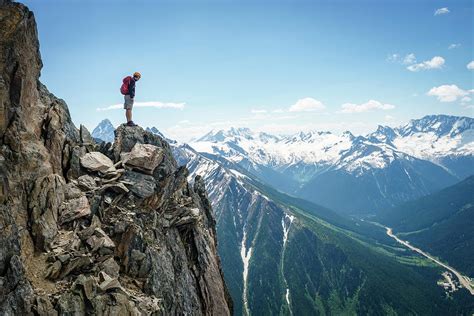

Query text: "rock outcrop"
[0, 1, 232, 314]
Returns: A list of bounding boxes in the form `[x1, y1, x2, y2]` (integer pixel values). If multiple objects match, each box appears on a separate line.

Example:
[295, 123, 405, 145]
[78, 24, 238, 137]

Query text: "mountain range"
[92, 114, 474, 314]
[189, 115, 473, 215]
[171, 140, 472, 315]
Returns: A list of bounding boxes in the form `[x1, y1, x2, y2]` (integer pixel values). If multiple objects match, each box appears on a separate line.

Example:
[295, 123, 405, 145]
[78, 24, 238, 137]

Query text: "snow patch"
[241, 230, 252, 316]
[282, 214, 294, 246]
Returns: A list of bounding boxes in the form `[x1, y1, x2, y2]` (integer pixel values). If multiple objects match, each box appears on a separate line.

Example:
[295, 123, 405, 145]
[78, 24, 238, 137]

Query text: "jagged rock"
[35, 295, 58, 316]
[64, 182, 83, 200]
[80, 152, 115, 173]
[73, 274, 97, 302]
[57, 292, 85, 315]
[29, 174, 65, 250]
[99, 257, 120, 278]
[122, 143, 164, 174]
[121, 170, 156, 198]
[93, 292, 140, 315]
[59, 256, 92, 279]
[60, 195, 91, 224]
[77, 175, 97, 191]
[113, 126, 146, 161]
[51, 230, 81, 254]
[0, 256, 35, 314]
[0, 2, 232, 314]
[98, 271, 122, 292]
[80, 124, 94, 145]
[78, 215, 101, 241]
[67, 145, 87, 180]
[101, 182, 129, 194]
[45, 260, 62, 280]
[86, 228, 115, 254]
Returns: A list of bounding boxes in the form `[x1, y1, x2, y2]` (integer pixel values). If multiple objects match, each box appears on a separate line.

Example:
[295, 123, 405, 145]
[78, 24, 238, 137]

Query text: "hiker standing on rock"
[120, 72, 141, 126]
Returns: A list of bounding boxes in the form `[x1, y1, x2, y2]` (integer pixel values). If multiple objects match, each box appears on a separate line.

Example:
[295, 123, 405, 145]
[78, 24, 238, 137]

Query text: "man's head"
[133, 72, 141, 81]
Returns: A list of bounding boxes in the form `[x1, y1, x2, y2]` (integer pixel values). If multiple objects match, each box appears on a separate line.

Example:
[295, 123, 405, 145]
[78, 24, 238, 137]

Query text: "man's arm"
[129, 79, 136, 99]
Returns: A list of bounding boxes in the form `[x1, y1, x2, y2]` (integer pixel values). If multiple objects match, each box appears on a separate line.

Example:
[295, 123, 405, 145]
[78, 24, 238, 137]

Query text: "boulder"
[77, 175, 97, 191]
[60, 196, 91, 224]
[122, 143, 164, 174]
[86, 228, 115, 253]
[98, 271, 122, 292]
[99, 258, 120, 278]
[80, 152, 115, 173]
[121, 170, 156, 198]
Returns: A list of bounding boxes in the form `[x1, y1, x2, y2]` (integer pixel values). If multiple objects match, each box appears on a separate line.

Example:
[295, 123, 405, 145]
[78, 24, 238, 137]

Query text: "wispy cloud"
[289, 97, 326, 112]
[251, 109, 267, 114]
[386, 53, 400, 63]
[434, 7, 449, 16]
[387, 53, 416, 65]
[427, 84, 471, 102]
[407, 56, 445, 72]
[339, 100, 395, 113]
[460, 96, 472, 105]
[448, 43, 461, 50]
[467, 61, 474, 70]
[97, 101, 185, 111]
[403, 53, 416, 65]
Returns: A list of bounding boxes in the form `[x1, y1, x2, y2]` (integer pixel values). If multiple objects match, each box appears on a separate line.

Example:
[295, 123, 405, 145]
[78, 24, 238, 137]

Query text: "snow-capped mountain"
[171, 138, 458, 315]
[146, 126, 177, 144]
[91, 115, 473, 214]
[192, 115, 473, 177]
[91, 119, 115, 143]
[190, 115, 473, 214]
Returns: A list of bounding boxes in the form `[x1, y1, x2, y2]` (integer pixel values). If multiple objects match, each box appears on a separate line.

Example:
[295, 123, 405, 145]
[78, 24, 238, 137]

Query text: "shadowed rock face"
[0, 1, 232, 314]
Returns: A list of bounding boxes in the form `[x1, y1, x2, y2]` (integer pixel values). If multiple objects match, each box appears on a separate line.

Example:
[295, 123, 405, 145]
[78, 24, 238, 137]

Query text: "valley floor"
[384, 226, 474, 296]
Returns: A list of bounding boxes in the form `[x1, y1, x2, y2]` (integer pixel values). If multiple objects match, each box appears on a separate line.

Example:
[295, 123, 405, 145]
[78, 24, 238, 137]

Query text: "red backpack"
[120, 76, 132, 95]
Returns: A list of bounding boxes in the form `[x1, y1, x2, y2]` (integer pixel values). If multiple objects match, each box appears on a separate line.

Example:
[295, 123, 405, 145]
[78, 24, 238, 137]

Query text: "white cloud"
[467, 61, 474, 70]
[434, 7, 449, 16]
[339, 100, 395, 113]
[427, 84, 470, 102]
[97, 101, 185, 111]
[403, 53, 416, 65]
[289, 97, 325, 112]
[448, 43, 461, 50]
[407, 56, 445, 72]
[251, 109, 267, 114]
[272, 109, 285, 113]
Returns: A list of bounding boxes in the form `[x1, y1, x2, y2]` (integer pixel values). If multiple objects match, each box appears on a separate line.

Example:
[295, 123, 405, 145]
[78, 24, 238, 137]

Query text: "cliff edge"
[0, 1, 232, 314]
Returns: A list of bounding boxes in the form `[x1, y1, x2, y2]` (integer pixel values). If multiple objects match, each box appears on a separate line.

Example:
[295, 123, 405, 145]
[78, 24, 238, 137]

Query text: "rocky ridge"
[0, 1, 231, 315]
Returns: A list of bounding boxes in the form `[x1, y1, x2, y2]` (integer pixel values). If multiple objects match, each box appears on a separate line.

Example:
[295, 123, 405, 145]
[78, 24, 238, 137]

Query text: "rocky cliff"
[0, 1, 232, 314]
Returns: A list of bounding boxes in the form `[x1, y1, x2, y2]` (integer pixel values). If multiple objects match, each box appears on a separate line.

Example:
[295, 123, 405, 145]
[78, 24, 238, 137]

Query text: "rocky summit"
[0, 1, 232, 315]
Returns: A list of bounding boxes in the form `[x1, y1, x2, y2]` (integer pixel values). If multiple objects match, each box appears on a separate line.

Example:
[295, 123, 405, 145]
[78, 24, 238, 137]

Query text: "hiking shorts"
[124, 95, 134, 109]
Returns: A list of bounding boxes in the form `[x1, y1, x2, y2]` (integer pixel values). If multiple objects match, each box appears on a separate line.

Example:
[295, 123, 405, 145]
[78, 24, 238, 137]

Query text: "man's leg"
[126, 109, 132, 122]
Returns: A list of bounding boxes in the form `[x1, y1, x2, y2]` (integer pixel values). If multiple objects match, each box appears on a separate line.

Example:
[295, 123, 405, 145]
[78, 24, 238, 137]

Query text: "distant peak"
[99, 118, 113, 125]
[398, 114, 473, 137]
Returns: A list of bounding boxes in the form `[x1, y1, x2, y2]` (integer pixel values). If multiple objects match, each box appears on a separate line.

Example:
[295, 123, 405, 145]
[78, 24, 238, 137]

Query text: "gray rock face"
[0, 2, 232, 315]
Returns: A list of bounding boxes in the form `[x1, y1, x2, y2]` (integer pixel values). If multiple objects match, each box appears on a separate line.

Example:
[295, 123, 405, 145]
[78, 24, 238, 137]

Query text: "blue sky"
[23, 0, 473, 142]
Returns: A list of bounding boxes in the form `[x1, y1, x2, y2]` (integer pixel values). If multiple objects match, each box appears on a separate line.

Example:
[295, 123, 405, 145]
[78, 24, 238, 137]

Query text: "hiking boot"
[126, 121, 137, 127]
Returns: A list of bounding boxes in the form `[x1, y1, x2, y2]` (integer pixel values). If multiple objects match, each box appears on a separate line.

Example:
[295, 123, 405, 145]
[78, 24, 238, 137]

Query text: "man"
[121, 72, 141, 126]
